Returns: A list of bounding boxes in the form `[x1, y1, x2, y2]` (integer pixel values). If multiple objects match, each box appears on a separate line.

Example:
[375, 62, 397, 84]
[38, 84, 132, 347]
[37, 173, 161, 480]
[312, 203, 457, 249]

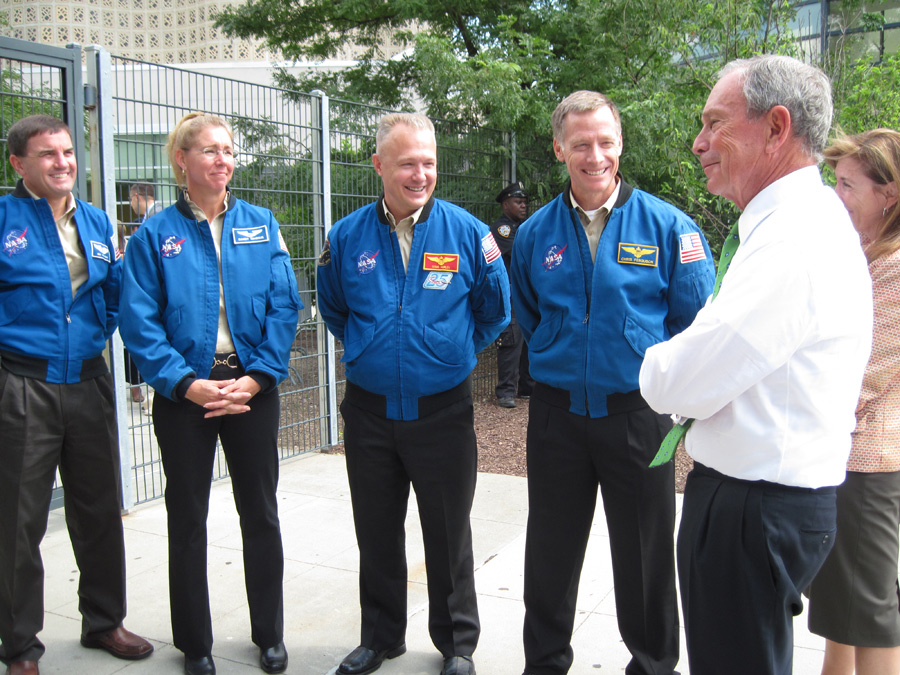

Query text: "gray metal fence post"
[86, 44, 135, 512]
[511, 132, 518, 183]
[310, 91, 339, 448]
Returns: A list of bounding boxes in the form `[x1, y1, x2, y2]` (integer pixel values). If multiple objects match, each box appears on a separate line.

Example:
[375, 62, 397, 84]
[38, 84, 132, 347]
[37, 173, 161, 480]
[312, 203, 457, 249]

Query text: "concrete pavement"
[30, 452, 827, 674]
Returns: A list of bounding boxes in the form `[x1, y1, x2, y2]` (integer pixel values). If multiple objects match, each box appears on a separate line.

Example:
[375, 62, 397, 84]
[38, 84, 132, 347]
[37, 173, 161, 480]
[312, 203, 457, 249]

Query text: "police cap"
[496, 181, 527, 203]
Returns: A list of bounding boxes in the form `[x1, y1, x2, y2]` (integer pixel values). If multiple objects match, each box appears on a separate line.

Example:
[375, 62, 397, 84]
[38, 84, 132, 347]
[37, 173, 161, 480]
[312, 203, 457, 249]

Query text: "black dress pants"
[153, 375, 284, 658]
[522, 385, 679, 675]
[678, 463, 837, 675]
[340, 379, 480, 657]
[0, 370, 126, 665]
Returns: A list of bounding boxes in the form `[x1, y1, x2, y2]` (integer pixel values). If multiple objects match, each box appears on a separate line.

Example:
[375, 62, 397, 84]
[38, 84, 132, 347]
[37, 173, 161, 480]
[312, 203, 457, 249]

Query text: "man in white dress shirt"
[639, 55, 873, 675]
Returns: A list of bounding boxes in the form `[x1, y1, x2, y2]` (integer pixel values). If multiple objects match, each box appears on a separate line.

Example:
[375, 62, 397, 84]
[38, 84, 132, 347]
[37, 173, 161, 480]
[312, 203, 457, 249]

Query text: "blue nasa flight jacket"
[317, 196, 511, 421]
[510, 179, 715, 418]
[120, 192, 301, 401]
[0, 181, 121, 383]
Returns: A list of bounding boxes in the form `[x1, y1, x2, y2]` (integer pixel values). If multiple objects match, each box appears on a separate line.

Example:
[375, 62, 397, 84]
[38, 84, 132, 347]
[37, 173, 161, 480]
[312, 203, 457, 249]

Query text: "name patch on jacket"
[678, 232, 707, 264]
[423, 271, 453, 290]
[357, 250, 379, 275]
[617, 243, 658, 267]
[232, 226, 269, 245]
[482, 233, 502, 264]
[161, 235, 186, 258]
[423, 253, 459, 273]
[4, 228, 28, 257]
[90, 240, 111, 263]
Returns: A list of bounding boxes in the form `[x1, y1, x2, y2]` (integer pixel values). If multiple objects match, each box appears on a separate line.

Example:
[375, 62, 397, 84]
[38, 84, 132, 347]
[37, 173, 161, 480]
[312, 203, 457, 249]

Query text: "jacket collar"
[175, 189, 237, 221]
[375, 193, 435, 226]
[561, 174, 633, 211]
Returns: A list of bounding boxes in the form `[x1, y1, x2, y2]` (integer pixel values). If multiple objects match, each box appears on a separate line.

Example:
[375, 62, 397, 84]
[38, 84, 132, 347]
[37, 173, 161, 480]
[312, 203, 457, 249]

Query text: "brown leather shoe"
[7, 661, 39, 675]
[80, 625, 154, 660]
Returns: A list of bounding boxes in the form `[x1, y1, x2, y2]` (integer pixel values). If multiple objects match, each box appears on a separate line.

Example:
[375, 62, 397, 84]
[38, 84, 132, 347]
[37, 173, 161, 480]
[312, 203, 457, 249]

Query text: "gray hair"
[719, 55, 832, 161]
[375, 113, 435, 153]
[551, 91, 621, 143]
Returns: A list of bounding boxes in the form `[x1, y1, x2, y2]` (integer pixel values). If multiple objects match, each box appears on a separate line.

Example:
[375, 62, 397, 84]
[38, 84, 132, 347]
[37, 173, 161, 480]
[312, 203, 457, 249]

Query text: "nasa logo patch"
[542, 244, 567, 271]
[357, 250, 379, 275]
[161, 235, 186, 258]
[4, 228, 28, 257]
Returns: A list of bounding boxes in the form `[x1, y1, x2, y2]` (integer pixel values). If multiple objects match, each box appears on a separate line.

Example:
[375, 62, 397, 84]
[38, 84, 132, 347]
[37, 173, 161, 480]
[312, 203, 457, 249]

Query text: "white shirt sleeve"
[640, 230, 812, 420]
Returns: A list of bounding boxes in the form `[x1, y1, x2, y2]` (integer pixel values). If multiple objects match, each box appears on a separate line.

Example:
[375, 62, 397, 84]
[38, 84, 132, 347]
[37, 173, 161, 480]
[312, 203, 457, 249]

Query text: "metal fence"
[0, 38, 522, 507]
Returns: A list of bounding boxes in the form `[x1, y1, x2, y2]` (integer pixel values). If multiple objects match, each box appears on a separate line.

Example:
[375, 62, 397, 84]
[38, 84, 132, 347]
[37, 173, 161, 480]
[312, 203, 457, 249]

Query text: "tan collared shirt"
[571, 180, 621, 262]
[25, 186, 86, 297]
[186, 191, 235, 353]
[384, 201, 424, 272]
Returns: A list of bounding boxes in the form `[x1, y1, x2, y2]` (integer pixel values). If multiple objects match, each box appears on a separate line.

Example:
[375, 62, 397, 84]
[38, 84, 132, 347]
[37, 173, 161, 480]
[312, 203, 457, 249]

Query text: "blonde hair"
[166, 112, 233, 189]
[551, 91, 621, 143]
[375, 113, 435, 154]
[825, 128, 900, 262]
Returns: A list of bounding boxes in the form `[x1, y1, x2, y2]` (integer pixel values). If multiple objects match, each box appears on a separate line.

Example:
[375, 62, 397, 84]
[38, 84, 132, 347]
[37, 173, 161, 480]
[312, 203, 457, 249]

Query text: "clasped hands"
[185, 376, 261, 418]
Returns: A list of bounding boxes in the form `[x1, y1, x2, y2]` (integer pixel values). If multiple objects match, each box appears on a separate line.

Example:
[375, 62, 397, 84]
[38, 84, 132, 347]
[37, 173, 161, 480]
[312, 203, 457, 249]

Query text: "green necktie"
[648, 222, 741, 468]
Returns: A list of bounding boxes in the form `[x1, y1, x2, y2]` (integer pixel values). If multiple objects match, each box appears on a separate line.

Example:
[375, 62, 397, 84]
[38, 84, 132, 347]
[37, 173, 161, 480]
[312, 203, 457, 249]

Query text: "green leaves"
[215, 0, 898, 250]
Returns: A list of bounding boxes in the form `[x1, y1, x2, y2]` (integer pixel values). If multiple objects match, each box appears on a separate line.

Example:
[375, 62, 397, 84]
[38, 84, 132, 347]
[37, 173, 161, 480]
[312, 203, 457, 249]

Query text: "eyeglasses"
[189, 146, 234, 159]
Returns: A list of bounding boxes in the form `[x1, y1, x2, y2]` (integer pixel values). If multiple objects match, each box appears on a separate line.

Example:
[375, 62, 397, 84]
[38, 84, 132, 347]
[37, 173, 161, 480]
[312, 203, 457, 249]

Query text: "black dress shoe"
[259, 642, 288, 674]
[441, 655, 476, 675]
[337, 643, 407, 675]
[184, 654, 216, 675]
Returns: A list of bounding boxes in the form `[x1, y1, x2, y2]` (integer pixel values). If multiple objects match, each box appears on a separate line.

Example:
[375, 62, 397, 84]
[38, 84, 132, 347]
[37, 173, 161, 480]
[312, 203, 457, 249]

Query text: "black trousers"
[153, 370, 284, 658]
[495, 317, 533, 399]
[0, 370, 126, 665]
[522, 385, 679, 675]
[340, 379, 480, 657]
[678, 463, 837, 675]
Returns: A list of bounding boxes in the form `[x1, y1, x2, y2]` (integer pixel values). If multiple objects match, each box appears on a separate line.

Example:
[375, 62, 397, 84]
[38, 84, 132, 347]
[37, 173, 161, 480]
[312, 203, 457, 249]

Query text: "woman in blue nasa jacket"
[119, 113, 300, 675]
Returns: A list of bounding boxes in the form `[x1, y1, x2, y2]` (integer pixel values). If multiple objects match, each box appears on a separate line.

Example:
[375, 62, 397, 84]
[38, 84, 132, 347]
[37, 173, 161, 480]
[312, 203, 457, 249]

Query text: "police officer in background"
[491, 182, 533, 408]
[0, 115, 153, 675]
[317, 112, 510, 675]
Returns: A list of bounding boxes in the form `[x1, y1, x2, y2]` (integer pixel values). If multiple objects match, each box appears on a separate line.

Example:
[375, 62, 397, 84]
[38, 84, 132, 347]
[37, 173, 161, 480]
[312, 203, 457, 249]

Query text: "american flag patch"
[679, 232, 707, 263]
[482, 233, 502, 264]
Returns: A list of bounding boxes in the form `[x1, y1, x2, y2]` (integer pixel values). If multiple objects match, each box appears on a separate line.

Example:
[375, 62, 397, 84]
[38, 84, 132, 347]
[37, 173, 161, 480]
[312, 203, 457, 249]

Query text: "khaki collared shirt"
[186, 191, 235, 353]
[571, 180, 621, 262]
[25, 186, 86, 297]
[384, 201, 425, 272]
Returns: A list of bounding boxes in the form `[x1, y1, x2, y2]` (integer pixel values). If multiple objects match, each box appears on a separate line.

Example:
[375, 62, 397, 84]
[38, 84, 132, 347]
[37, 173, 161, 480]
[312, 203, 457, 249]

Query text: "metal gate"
[0, 36, 520, 508]
[0, 38, 87, 508]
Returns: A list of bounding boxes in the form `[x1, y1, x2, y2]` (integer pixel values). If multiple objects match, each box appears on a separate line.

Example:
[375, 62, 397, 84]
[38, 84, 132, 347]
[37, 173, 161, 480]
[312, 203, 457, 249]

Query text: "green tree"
[215, 0, 886, 249]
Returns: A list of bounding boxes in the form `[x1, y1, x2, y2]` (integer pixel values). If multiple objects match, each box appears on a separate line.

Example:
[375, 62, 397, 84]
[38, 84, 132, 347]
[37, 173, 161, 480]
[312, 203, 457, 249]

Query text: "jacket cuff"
[247, 371, 275, 393]
[174, 375, 196, 401]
